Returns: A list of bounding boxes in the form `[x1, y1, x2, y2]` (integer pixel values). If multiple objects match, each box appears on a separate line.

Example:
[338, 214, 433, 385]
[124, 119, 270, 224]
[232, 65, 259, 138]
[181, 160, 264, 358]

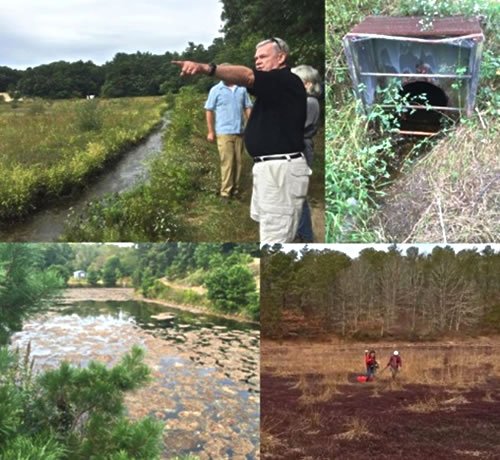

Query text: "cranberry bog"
[261, 338, 500, 459]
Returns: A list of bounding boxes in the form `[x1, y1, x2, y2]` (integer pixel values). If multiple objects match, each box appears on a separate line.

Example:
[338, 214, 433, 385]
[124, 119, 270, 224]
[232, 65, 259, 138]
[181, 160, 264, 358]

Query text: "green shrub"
[205, 263, 258, 315]
[76, 99, 103, 132]
[0, 346, 162, 459]
[27, 99, 46, 115]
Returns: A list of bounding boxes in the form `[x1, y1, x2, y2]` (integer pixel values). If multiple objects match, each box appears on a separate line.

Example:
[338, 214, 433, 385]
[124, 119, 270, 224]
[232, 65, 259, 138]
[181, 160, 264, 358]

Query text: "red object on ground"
[357, 375, 368, 383]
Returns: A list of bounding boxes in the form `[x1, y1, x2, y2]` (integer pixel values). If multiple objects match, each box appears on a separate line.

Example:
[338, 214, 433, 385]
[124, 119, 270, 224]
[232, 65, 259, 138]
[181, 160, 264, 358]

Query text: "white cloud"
[0, 0, 223, 69]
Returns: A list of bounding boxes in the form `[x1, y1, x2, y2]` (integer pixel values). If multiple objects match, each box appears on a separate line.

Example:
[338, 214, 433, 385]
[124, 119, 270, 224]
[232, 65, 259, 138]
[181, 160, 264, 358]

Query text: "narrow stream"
[0, 119, 168, 242]
[10, 297, 260, 459]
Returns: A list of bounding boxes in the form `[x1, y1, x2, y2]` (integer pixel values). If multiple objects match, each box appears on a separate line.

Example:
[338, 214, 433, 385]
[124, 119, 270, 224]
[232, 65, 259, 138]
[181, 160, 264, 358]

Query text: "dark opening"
[398, 81, 449, 134]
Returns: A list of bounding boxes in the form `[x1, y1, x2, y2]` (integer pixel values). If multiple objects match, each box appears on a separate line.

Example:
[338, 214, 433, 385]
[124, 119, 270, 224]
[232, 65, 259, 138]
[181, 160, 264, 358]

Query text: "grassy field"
[0, 97, 165, 221]
[325, 0, 499, 242]
[262, 338, 500, 459]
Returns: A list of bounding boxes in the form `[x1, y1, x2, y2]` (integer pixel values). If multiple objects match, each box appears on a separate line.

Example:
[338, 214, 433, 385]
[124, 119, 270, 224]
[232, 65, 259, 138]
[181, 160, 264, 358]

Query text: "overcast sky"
[0, 0, 223, 69]
[279, 244, 500, 259]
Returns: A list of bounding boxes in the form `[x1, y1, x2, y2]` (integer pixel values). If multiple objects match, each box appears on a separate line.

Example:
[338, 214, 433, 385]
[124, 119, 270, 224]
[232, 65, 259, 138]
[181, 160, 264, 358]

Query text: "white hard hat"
[393, 350, 399, 356]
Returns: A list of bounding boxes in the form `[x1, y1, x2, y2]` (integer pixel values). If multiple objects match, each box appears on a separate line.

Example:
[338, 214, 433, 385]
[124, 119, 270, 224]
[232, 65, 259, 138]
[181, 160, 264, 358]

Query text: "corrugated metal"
[348, 16, 483, 38]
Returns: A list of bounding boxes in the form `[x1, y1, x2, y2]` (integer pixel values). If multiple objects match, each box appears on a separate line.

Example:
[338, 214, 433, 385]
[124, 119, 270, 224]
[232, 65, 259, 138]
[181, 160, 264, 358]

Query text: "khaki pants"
[251, 156, 311, 243]
[216, 134, 244, 197]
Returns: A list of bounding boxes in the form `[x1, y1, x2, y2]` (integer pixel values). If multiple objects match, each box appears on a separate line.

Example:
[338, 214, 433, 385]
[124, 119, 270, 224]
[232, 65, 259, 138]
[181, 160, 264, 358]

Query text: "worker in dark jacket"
[365, 349, 378, 381]
[386, 350, 402, 380]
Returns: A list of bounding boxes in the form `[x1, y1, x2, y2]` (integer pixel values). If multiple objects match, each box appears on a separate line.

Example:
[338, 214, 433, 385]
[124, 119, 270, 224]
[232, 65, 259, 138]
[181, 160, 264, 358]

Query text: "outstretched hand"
[171, 60, 206, 77]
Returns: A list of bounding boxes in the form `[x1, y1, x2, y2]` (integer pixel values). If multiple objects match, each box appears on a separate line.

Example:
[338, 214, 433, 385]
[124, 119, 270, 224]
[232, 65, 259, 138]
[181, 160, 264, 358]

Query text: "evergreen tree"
[102, 256, 122, 287]
[0, 346, 162, 459]
[0, 244, 63, 344]
[87, 269, 100, 287]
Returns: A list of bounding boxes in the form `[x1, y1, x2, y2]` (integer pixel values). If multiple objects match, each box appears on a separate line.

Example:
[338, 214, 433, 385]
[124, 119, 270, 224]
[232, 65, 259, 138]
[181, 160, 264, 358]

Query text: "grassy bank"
[325, 0, 499, 242]
[140, 256, 260, 323]
[0, 97, 165, 221]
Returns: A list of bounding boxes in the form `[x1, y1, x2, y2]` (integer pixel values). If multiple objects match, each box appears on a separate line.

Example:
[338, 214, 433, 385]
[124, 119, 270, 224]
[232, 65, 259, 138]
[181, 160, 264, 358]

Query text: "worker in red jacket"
[386, 350, 402, 379]
[364, 349, 378, 381]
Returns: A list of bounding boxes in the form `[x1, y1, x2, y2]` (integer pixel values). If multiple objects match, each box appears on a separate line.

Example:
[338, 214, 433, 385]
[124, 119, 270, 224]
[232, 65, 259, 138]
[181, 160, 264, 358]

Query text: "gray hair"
[256, 37, 289, 55]
[291, 65, 322, 97]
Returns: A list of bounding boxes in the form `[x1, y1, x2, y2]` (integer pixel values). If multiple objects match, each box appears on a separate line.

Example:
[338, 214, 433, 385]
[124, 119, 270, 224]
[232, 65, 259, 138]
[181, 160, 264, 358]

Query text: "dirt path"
[158, 278, 207, 294]
[312, 201, 325, 242]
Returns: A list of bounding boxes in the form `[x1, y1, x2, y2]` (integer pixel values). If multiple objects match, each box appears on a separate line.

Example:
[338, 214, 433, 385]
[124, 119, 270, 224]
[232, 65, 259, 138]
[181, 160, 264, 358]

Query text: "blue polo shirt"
[204, 82, 253, 135]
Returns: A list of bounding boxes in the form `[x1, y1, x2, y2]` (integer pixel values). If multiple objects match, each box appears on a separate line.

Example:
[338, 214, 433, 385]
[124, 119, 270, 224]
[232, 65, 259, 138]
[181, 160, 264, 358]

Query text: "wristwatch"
[208, 63, 217, 76]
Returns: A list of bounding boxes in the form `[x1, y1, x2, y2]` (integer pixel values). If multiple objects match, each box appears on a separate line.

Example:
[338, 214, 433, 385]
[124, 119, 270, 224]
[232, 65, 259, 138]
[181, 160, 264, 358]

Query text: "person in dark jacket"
[365, 349, 378, 381]
[291, 64, 321, 243]
[386, 350, 402, 380]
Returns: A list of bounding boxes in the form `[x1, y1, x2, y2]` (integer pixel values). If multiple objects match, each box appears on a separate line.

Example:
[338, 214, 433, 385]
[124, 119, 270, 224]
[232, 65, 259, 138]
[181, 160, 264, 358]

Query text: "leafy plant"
[0, 346, 162, 459]
[75, 99, 103, 132]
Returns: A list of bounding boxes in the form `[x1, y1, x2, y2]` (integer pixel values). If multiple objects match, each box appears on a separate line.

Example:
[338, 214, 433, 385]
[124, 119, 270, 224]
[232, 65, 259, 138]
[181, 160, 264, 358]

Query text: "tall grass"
[263, 340, 500, 389]
[0, 97, 165, 220]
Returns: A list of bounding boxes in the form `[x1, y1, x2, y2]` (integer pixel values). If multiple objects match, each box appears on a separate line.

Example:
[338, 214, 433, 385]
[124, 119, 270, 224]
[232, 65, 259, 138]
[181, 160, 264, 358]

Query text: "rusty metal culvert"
[343, 16, 485, 135]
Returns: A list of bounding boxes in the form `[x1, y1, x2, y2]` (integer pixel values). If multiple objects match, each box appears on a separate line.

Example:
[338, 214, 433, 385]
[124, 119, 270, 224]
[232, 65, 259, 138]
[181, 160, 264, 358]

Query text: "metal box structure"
[343, 16, 484, 134]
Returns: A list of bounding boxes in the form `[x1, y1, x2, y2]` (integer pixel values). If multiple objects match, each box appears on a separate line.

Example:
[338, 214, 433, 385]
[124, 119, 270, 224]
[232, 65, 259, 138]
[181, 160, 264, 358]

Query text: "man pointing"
[173, 37, 310, 243]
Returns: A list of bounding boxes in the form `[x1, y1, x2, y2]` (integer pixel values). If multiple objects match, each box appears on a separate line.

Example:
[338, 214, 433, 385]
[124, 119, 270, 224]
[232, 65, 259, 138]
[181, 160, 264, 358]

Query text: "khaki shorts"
[251, 156, 311, 243]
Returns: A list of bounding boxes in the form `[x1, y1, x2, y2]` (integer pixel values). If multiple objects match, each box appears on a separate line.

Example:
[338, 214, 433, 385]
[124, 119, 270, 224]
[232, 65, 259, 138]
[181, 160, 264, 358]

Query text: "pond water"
[0, 119, 167, 242]
[10, 298, 260, 459]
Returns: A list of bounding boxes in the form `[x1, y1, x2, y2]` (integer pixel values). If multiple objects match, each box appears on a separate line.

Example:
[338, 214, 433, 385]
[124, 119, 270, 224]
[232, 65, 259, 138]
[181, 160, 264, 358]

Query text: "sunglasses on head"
[269, 37, 283, 52]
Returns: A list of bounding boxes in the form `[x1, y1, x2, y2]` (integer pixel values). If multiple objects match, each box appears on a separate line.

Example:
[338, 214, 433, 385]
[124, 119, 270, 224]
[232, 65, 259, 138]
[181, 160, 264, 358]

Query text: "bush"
[76, 99, 103, 132]
[27, 99, 46, 115]
[205, 263, 258, 315]
[0, 346, 162, 459]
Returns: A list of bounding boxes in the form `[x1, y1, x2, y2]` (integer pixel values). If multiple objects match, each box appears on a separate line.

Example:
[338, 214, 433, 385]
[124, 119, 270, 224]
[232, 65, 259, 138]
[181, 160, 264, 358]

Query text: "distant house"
[86, 95, 95, 100]
[0, 92, 13, 102]
[73, 270, 87, 279]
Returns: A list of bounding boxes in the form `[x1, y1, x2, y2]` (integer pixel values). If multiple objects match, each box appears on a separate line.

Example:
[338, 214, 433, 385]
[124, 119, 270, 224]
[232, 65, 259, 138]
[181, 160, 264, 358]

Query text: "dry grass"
[406, 394, 469, 413]
[261, 416, 287, 458]
[263, 338, 500, 389]
[406, 397, 447, 413]
[334, 417, 376, 440]
[375, 121, 499, 243]
[299, 381, 339, 405]
[261, 429, 285, 454]
[482, 392, 495, 402]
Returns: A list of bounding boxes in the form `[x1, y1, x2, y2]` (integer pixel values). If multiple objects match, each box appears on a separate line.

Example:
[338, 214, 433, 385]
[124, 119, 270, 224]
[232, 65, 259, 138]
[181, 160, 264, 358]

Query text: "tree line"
[1, 0, 324, 100]
[261, 245, 500, 339]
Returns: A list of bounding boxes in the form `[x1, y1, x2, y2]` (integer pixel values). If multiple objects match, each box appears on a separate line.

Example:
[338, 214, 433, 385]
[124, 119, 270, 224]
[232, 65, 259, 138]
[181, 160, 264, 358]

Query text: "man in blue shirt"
[205, 76, 252, 199]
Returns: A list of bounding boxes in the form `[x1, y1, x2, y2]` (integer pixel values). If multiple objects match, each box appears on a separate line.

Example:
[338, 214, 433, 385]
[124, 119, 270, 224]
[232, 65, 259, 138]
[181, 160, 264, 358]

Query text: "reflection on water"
[11, 300, 260, 459]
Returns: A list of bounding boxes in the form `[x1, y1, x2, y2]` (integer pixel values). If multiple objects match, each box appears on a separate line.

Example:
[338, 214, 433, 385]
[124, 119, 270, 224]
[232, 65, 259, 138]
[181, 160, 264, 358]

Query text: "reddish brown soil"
[261, 373, 500, 459]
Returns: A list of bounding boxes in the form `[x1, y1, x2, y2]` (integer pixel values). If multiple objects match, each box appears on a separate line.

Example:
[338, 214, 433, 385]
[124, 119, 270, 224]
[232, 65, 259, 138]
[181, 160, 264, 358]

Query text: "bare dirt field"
[261, 339, 500, 460]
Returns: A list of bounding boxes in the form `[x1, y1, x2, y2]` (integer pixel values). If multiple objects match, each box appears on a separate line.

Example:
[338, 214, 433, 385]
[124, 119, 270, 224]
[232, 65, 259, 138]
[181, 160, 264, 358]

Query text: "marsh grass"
[0, 97, 165, 220]
[261, 416, 287, 457]
[405, 396, 443, 413]
[263, 340, 500, 390]
[334, 417, 376, 440]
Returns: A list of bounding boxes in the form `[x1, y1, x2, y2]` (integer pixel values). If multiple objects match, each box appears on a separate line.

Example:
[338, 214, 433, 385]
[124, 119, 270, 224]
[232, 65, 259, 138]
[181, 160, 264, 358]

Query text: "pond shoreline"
[61, 287, 258, 326]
